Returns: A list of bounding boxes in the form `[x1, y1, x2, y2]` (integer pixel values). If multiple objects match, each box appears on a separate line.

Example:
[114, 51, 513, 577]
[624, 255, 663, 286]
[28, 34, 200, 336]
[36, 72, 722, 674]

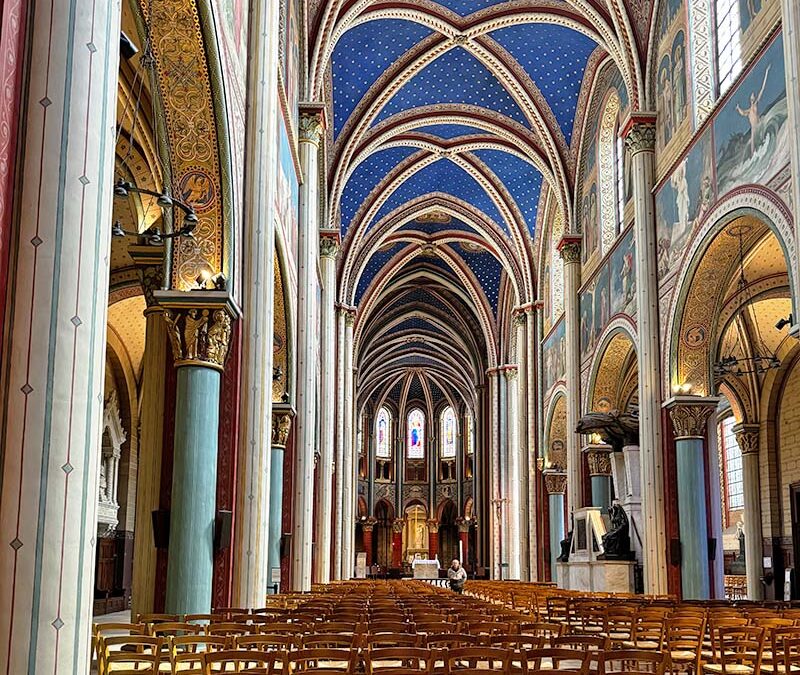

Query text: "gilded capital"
[319, 235, 340, 259]
[344, 308, 356, 327]
[624, 120, 657, 155]
[156, 291, 238, 371]
[392, 518, 405, 534]
[299, 112, 324, 146]
[586, 447, 612, 477]
[733, 423, 760, 455]
[426, 519, 440, 534]
[544, 472, 567, 495]
[513, 311, 527, 327]
[558, 236, 582, 264]
[272, 412, 293, 448]
[362, 516, 377, 533]
[504, 366, 518, 381]
[667, 398, 718, 439]
[456, 517, 471, 533]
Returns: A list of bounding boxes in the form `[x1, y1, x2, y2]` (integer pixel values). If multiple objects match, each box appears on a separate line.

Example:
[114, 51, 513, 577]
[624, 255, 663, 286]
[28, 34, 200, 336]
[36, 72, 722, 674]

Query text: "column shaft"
[506, 367, 521, 579]
[333, 311, 346, 579]
[341, 314, 355, 578]
[232, 0, 279, 606]
[559, 240, 582, 517]
[291, 110, 323, 591]
[515, 314, 530, 580]
[735, 426, 764, 600]
[0, 1, 120, 669]
[532, 304, 545, 580]
[268, 410, 293, 593]
[526, 308, 539, 580]
[315, 240, 339, 583]
[625, 120, 669, 594]
[545, 471, 568, 584]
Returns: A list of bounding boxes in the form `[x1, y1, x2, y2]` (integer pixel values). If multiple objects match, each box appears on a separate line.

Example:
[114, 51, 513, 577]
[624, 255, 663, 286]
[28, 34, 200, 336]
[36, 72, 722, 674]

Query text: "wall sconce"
[194, 271, 227, 291]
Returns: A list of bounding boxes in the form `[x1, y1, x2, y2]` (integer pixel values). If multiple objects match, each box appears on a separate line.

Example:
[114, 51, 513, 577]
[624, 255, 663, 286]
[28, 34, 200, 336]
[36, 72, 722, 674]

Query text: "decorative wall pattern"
[542, 318, 566, 396]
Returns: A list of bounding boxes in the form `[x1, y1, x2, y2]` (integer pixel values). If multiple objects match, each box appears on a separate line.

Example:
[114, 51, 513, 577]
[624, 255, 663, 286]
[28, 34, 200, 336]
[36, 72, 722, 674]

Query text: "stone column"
[487, 369, 501, 577]
[268, 407, 293, 593]
[427, 519, 440, 561]
[734, 424, 764, 600]
[558, 236, 582, 518]
[315, 236, 339, 584]
[544, 471, 568, 583]
[781, 0, 800, 318]
[457, 518, 471, 571]
[391, 518, 404, 569]
[624, 116, 669, 595]
[0, 0, 120, 669]
[531, 302, 545, 579]
[505, 366, 521, 580]
[665, 395, 719, 600]
[333, 309, 346, 580]
[341, 309, 356, 578]
[157, 292, 238, 614]
[290, 107, 324, 592]
[585, 443, 614, 513]
[363, 518, 377, 567]
[231, 0, 280, 607]
[129, 247, 166, 618]
[515, 310, 531, 580]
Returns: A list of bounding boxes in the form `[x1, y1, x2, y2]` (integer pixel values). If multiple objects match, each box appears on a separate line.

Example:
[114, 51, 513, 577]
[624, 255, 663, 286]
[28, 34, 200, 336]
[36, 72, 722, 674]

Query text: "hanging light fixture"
[111, 11, 197, 246]
[713, 223, 781, 378]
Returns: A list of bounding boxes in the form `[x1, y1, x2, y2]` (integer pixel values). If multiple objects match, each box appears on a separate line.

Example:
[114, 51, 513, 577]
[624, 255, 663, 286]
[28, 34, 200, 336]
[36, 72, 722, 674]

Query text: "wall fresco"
[543, 318, 566, 395]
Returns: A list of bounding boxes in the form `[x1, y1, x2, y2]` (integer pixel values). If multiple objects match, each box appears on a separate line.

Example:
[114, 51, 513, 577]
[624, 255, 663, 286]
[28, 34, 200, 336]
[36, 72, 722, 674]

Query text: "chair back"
[601, 649, 667, 675]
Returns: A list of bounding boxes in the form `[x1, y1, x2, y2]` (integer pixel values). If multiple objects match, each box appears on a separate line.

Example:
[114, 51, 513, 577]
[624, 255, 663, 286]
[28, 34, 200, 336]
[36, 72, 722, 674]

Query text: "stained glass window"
[598, 91, 621, 255]
[376, 406, 391, 458]
[441, 406, 456, 458]
[719, 415, 744, 511]
[407, 408, 425, 459]
[716, 0, 742, 95]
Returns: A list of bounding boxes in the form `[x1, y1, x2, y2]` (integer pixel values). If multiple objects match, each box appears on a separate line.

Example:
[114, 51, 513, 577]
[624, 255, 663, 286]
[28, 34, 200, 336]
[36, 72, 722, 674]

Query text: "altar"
[411, 558, 440, 579]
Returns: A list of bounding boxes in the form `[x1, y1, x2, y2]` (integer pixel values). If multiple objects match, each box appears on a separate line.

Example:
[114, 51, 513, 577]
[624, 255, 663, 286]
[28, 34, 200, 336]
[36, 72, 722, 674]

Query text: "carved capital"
[272, 412, 293, 448]
[544, 471, 567, 495]
[585, 447, 613, 476]
[426, 519, 440, 534]
[513, 311, 527, 327]
[503, 366, 518, 381]
[299, 111, 324, 145]
[667, 397, 718, 439]
[557, 236, 582, 263]
[319, 235, 340, 259]
[624, 121, 657, 155]
[156, 291, 238, 371]
[362, 517, 377, 533]
[733, 423, 760, 455]
[344, 308, 356, 327]
[392, 518, 405, 534]
[456, 517, 471, 533]
[128, 244, 165, 308]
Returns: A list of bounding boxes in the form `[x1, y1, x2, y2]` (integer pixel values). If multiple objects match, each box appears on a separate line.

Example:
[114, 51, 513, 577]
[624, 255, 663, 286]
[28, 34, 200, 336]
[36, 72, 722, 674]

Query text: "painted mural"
[655, 0, 690, 150]
[580, 228, 636, 361]
[655, 33, 788, 282]
[714, 34, 788, 196]
[543, 318, 566, 395]
[655, 130, 714, 279]
[280, 0, 301, 128]
[276, 111, 299, 294]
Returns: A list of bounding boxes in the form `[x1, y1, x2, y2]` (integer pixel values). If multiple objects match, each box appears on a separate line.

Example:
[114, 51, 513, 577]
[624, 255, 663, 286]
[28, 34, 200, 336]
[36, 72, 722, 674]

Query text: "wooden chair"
[365, 646, 434, 674]
[664, 616, 707, 674]
[92, 623, 144, 663]
[707, 617, 750, 662]
[99, 635, 162, 675]
[235, 634, 297, 651]
[104, 651, 161, 674]
[301, 633, 359, 649]
[603, 605, 637, 644]
[601, 649, 668, 675]
[203, 649, 281, 674]
[152, 622, 204, 640]
[521, 647, 590, 675]
[424, 633, 478, 649]
[168, 636, 229, 675]
[781, 637, 800, 674]
[287, 647, 358, 673]
[445, 646, 512, 674]
[761, 626, 800, 673]
[702, 625, 765, 675]
[204, 623, 252, 639]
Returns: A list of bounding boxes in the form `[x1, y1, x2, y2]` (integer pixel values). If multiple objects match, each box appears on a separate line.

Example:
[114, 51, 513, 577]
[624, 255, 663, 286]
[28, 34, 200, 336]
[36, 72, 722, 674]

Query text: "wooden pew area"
[92, 579, 800, 673]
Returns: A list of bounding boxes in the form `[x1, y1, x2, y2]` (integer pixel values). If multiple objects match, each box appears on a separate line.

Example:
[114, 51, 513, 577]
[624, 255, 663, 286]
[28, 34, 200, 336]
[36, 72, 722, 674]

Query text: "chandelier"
[111, 25, 197, 247]
[713, 224, 780, 378]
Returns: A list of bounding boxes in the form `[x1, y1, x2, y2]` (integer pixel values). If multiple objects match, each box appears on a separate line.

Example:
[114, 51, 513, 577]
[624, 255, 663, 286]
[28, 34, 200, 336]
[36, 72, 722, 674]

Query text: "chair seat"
[703, 665, 756, 675]
[621, 639, 660, 649]
[760, 665, 800, 674]
[671, 650, 699, 662]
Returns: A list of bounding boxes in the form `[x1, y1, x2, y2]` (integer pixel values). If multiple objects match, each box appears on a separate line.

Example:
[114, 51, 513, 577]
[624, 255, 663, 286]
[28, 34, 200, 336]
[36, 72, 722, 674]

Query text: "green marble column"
[585, 444, 613, 514]
[268, 407, 294, 593]
[666, 396, 718, 600]
[545, 471, 567, 583]
[156, 291, 237, 615]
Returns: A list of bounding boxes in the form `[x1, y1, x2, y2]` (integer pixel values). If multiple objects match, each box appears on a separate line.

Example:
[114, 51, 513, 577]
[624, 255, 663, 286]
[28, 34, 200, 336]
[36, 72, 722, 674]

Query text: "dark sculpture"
[576, 407, 639, 452]
[557, 529, 573, 562]
[599, 502, 635, 560]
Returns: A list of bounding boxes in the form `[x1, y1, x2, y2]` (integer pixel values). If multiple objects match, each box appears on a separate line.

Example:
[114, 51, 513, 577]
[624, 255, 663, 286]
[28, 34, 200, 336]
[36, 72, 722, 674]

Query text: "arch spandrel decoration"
[585, 324, 638, 414]
[138, 0, 229, 290]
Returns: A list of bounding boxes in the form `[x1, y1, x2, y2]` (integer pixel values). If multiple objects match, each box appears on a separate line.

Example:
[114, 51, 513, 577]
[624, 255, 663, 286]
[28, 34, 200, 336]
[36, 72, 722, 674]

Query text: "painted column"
[734, 424, 764, 600]
[624, 117, 669, 595]
[232, 0, 280, 606]
[558, 237, 582, 519]
[0, 0, 120, 669]
[341, 309, 356, 578]
[585, 444, 613, 513]
[488, 370, 501, 578]
[391, 519, 404, 569]
[473, 383, 485, 568]
[368, 415, 377, 513]
[531, 302, 545, 580]
[333, 309, 346, 579]
[514, 311, 530, 580]
[290, 107, 324, 592]
[506, 366, 521, 580]
[544, 471, 568, 584]
[427, 520, 440, 561]
[363, 518, 376, 566]
[158, 293, 238, 614]
[665, 395, 719, 600]
[457, 518, 471, 571]
[315, 236, 339, 583]
[781, 0, 800, 318]
[129, 246, 166, 618]
[268, 407, 293, 593]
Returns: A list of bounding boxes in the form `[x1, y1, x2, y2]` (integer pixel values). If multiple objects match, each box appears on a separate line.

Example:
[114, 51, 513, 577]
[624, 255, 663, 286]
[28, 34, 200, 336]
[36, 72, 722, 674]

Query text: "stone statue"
[557, 529, 573, 562]
[576, 407, 639, 451]
[599, 502, 634, 560]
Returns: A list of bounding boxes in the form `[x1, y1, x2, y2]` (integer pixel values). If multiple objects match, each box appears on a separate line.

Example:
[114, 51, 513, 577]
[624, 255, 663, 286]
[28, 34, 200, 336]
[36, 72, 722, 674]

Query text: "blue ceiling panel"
[341, 146, 420, 234]
[472, 149, 542, 236]
[355, 242, 409, 303]
[456, 246, 503, 308]
[332, 19, 434, 137]
[407, 375, 425, 403]
[397, 217, 478, 236]
[388, 317, 446, 335]
[374, 47, 528, 127]
[489, 23, 597, 143]
[435, 0, 504, 16]
[415, 123, 491, 139]
[369, 158, 509, 235]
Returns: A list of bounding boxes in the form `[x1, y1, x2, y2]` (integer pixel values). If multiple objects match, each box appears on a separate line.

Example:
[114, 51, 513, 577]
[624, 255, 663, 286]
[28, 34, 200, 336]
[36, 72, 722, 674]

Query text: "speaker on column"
[152, 510, 170, 549]
[214, 510, 233, 551]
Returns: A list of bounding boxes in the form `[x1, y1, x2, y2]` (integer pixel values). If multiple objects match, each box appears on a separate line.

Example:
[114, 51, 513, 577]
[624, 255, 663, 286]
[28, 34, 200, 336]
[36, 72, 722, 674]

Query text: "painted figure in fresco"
[697, 175, 713, 221]
[672, 37, 687, 125]
[621, 250, 634, 304]
[737, 64, 772, 156]
[658, 62, 673, 146]
[670, 160, 690, 234]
